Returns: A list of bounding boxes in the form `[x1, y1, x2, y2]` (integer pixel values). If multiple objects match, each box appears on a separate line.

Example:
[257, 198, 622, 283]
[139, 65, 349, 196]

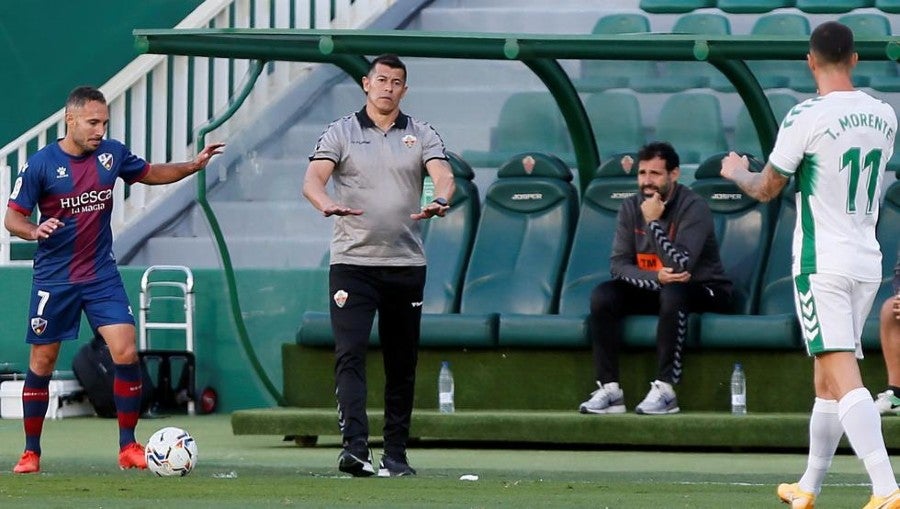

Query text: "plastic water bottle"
[731, 363, 747, 415]
[438, 361, 455, 413]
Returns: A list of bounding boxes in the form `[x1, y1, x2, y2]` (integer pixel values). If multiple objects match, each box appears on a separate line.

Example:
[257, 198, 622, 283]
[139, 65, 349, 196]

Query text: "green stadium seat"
[428, 153, 578, 348]
[888, 153, 900, 174]
[796, 0, 875, 13]
[637, 13, 731, 93]
[862, 179, 900, 348]
[421, 152, 481, 314]
[461, 92, 572, 168]
[745, 187, 803, 349]
[575, 14, 659, 92]
[695, 154, 774, 315]
[723, 14, 810, 92]
[640, 0, 716, 13]
[837, 14, 899, 90]
[692, 154, 783, 348]
[654, 93, 728, 165]
[717, 0, 795, 13]
[583, 92, 646, 161]
[876, 0, 900, 13]
[498, 156, 639, 348]
[733, 93, 799, 160]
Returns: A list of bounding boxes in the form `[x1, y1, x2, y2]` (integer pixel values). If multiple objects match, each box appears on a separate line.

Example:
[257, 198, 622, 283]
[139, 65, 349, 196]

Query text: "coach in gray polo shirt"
[303, 54, 455, 478]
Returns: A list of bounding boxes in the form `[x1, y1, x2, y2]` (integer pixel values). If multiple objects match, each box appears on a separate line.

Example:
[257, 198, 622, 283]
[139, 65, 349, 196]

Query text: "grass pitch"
[0, 414, 891, 508]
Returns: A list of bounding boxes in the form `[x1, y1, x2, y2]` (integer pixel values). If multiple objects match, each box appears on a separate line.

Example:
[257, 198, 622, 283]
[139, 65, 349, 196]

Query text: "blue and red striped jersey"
[7, 139, 149, 284]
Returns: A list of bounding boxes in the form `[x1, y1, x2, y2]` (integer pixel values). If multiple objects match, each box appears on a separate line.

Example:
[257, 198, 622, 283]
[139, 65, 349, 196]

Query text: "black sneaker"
[338, 446, 375, 477]
[377, 453, 417, 477]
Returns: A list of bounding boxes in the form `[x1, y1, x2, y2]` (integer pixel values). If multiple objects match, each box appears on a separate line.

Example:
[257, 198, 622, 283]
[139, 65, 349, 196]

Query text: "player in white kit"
[720, 21, 899, 509]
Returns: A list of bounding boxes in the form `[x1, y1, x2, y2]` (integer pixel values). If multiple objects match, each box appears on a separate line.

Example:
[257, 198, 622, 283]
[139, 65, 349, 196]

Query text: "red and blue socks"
[114, 362, 143, 449]
[22, 369, 51, 455]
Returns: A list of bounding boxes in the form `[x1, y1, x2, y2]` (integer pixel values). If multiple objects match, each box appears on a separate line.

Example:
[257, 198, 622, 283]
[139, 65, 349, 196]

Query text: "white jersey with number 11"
[769, 90, 897, 282]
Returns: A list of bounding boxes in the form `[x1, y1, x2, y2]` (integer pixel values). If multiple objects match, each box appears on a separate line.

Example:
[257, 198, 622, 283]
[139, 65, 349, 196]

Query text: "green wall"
[0, 265, 331, 413]
[0, 0, 203, 149]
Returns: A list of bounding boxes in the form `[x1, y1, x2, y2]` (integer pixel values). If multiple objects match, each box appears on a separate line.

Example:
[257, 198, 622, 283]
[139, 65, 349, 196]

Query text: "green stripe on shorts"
[794, 274, 824, 354]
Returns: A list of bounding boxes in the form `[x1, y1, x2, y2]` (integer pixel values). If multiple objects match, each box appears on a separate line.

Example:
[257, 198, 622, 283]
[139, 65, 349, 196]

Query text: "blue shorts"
[25, 275, 135, 344]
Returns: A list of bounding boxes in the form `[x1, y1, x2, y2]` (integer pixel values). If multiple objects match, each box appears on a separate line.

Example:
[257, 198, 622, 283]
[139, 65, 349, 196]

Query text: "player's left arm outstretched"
[138, 143, 225, 185]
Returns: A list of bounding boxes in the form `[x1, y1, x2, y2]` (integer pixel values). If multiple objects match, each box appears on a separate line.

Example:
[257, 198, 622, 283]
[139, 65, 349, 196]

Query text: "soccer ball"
[145, 427, 198, 477]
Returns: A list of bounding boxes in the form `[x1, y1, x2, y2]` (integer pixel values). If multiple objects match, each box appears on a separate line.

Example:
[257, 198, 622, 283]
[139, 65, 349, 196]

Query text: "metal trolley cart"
[138, 265, 215, 415]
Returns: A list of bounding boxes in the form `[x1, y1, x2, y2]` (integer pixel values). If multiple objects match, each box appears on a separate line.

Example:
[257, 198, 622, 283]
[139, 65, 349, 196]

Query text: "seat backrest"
[584, 92, 645, 161]
[421, 152, 481, 314]
[691, 153, 775, 314]
[751, 13, 810, 36]
[718, 0, 796, 13]
[639, 0, 716, 13]
[876, 0, 900, 14]
[877, 179, 900, 278]
[460, 153, 578, 315]
[491, 92, 570, 156]
[759, 187, 796, 315]
[655, 93, 728, 164]
[837, 14, 897, 80]
[590, 13, 650, 34]
[665, 14, 731, 79]
[734, 93, 799, 159]
[578, 13, 658, 89]
[558, 156, 639, 315]
[796, 0, 875, 13]
[671, 12, 731, 34]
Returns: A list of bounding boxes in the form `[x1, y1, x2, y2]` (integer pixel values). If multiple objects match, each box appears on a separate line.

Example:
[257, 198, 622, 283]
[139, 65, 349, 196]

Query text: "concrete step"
[129, 236, 329, 269]
[183, 202, 331, 238]
[208, 159, 304, 201]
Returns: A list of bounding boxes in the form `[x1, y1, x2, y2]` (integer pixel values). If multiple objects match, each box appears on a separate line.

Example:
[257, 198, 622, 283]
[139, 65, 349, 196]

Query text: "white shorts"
[793, 273, 879, 358]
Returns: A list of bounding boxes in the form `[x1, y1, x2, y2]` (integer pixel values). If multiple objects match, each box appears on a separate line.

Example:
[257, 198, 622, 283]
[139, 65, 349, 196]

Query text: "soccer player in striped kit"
[5, 86, 223, 473]
[721, 21, 899, 509]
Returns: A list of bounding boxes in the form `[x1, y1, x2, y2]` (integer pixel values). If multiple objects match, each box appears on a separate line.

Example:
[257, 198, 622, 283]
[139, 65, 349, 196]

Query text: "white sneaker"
[875, 389, 900, 415]
[579, 382, 626, 414]
[635, 380, 680, 415]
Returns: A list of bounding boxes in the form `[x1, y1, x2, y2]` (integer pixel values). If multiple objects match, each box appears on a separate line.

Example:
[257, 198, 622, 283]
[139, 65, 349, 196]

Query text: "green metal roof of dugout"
[134, 28, 900, 190]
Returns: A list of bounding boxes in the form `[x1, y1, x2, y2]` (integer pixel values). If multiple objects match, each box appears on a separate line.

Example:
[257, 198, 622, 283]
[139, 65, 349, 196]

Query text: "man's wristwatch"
[432, 197, 449, 207]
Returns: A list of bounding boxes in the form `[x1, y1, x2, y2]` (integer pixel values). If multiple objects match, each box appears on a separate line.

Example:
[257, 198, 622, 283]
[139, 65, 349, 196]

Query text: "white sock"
[798, 398, 842, 495]
[839, 387, 899, 497]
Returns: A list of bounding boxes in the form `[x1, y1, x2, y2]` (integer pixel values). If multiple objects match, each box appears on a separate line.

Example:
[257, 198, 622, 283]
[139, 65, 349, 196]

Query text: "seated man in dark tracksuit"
[580, 141, 732, 415]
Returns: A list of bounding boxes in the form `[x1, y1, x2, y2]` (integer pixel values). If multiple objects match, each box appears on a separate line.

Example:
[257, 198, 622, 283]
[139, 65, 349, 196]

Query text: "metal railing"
[0, 0, 392, 265]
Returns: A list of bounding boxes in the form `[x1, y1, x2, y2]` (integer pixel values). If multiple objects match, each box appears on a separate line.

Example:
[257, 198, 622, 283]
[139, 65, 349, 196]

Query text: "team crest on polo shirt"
[98, 153, 114, 170]
[333, 290, 349, 308]
[30, 317, 48, 335]
[402, 134, 417, 148]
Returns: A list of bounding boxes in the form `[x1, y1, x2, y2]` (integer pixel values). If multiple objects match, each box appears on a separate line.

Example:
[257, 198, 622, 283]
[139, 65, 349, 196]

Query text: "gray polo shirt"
[310, 108, 447, 266]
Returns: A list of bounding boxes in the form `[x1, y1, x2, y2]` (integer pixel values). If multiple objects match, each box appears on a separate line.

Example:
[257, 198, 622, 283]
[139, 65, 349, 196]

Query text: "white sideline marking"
[675, 481, 870, 487]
